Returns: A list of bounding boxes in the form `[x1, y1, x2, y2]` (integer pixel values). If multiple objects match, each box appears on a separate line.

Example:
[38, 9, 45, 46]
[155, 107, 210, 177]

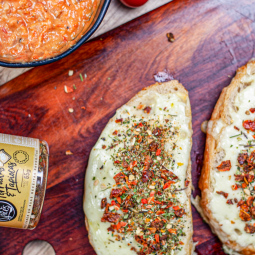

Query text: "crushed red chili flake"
[156, 148, 161, 156]
[239, 209, 251, 221]
[64, 85, 74, 93]
[101, 212, 120, 223]
[234, 126, 240, 131]
[232, 184, 238, 190]
[245, 224, 255, 234]
[185, 180, 190, 187]
[243, 120, 255, 132]
[250, 108, 255, 113]
[65, 150, 73, 155]
[115, 118, 123, 123]
[217, 160, 231, 171]
[237, 153, 248, 166]
[216, 191, 228, 198]
[101, 198, 107, 209]
[226, 199, 233, 205]
[143, 106, 151, 114]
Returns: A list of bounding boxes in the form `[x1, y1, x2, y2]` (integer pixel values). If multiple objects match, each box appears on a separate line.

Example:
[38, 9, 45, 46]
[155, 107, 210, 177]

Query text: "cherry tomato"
[119, 0, 148, 8]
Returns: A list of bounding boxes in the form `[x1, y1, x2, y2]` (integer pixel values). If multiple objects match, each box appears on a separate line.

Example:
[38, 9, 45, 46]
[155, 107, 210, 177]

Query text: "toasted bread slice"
[200, 59, 255, 254]
[84, 81, 193, 255]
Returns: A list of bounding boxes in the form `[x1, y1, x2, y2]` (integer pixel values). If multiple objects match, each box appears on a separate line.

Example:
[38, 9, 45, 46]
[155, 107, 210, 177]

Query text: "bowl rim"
[0, 0, 111, 68]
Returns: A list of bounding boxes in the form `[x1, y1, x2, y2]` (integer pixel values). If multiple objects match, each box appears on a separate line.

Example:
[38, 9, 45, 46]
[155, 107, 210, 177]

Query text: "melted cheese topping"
[84, 91, 192, 255]
[210, 76, 255, 248]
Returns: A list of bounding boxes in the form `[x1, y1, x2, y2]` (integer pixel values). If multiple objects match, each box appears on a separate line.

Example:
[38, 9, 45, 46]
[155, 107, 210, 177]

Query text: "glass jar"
[0, 134, 49, 230]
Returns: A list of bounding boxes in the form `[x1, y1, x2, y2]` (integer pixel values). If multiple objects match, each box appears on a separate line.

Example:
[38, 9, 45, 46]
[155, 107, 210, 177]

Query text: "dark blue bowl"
[0, 0, 111, 68]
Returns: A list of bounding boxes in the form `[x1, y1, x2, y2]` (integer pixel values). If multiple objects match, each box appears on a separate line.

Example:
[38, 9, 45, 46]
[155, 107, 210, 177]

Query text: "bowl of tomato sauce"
[0, 0, 111, 67]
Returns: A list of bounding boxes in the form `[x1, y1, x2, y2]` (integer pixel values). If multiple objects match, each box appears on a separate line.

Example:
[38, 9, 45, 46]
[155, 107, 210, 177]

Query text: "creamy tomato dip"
[0, 0, 99, 63]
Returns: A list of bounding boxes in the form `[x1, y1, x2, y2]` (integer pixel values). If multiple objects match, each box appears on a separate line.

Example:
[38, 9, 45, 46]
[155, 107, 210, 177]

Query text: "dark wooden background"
[1, 0, 255, 254]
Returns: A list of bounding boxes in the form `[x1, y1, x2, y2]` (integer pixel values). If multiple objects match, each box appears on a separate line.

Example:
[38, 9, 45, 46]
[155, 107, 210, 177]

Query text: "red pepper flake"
[155, 234, 159, 243]
[65, 150, 73, 155]
[243, 120, 255, 132]
[112, 130, 118, 135]
[231, 184, 238, 190]
[216, 191, 228, 198]
[234, 126, 240, 131]
[185, 180, 190, 187]
[168, 229, 177, 234]
[143, 106, 152, 114]
[163, 181, 175, 189]
[115, 118, 123, 123]
[217, 160, 231, 171]
[137, 104, 144, 110]
[141, 199, 148, 204]
[242, 183, 247, 188]
[116, 197, 122, 204]
[64, 85, 74, 93]
[226, 199, 233, 204]
[81, 106, 86, 110]
[138, 122, 143, 127]
[114, 160, 120, 164]
[240, 209, 251, 221]
[150, 191, 155, 197]
[250, 108, 255, 113]
[156, 149, 161, 156]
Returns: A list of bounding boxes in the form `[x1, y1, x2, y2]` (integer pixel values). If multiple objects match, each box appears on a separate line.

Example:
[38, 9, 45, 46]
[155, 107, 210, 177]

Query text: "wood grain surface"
[0, 0, 173, 86]
[1, 0, 255, 254]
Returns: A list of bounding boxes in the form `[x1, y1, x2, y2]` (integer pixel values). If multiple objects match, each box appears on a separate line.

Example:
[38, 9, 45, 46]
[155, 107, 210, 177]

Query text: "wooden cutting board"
[1, 0, 255, 254]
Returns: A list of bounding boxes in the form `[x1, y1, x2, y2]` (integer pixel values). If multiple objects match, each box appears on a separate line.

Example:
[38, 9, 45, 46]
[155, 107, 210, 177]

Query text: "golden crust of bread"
[199, 59, 255, 255]
[84, 81, 194, 255]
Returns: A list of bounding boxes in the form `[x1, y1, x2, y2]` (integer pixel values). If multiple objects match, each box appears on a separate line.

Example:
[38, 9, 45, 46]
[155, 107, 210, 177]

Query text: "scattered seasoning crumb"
[73, 84, 77, 90]
[66, 150, 73, 155]
[166, 32, 175, 42]
[81, 106, 86, 110]
[108, 77, 111, 80]
[73, 97, 75, 100]
[80, 73, 84, 82]
[54, 86, 57, 90]
[100, 38, 103, 41]
[101, 98, 103, 100]
[84, 74, 87, 79]
[69, 108, 74, 113]
[64, 85, 74, 93]
[69, 70, 74, 76]
[228, 75, 231, 78]
[28, 114, 31, 117]
[69, 237, 73, 241]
